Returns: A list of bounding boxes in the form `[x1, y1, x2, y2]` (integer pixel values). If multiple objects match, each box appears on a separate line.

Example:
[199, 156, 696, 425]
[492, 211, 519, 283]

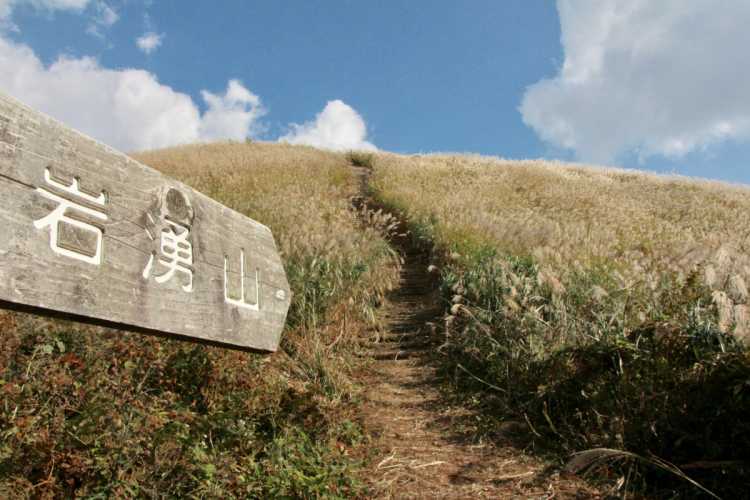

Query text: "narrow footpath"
[352, 166, 600, 499]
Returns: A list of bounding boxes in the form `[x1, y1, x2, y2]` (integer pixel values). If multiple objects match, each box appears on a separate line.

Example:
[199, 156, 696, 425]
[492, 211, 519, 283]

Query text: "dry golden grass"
[135, 142, 398, 329]
[371, 152, 750, 342]
[369, 152, 750, 497]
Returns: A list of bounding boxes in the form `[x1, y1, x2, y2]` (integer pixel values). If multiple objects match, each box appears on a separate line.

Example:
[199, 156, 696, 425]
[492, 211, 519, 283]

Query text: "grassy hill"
[367, 152, 750, 497]
[1, 143, 749, 497]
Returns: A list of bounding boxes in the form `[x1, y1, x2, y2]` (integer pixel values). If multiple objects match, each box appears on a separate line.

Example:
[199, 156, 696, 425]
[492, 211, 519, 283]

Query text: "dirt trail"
[352, 166, 599, 499]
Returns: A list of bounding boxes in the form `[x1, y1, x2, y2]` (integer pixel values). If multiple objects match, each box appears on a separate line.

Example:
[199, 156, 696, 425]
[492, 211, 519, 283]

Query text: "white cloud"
[199, 79, 265, 140]
[25, 0, 88, 10]
[279, 100, 376, 151]
[0, 0, 90, 32]
[94, 0, 114, 23]
[0, 36, 265, 151]
[2, 0, 115, 38]
[136, 31, 163, 54]
[86, 1, 118, 37]
[520, 1, 750, 164]
[1, 0, 90, 19]
[0, 2, 14, 28]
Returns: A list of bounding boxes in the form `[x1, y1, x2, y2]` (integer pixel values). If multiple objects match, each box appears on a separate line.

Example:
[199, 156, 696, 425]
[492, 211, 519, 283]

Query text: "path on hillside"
[351, 166, 599, 499]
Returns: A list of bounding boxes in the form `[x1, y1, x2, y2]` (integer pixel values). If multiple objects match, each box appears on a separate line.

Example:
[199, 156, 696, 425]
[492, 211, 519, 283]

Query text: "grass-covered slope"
[0, 142, 398, 498]
[369, 152, 750, 496]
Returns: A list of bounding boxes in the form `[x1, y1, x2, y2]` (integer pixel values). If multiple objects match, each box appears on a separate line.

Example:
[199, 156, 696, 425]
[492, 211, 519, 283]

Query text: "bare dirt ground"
[352, 166, 601, 499]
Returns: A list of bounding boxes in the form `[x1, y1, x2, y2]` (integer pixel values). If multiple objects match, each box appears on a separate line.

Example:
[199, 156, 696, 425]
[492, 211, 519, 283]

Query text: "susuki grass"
[369, 152, 750, 497]
[0, 142, 399, 497]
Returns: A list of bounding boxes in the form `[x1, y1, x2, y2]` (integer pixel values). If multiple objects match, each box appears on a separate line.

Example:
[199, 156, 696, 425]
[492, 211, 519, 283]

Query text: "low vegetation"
[5, 141, 748, 497]
[0, 142, 398, 497]
[369, 153, 750, 497]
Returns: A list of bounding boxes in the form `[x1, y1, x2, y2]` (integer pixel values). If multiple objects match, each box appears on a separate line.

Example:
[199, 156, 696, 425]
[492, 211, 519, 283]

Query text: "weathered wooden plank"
[0, 92, 292, 352]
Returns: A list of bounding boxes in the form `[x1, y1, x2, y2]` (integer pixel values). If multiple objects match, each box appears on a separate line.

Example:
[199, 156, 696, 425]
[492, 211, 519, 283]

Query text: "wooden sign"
[0, 92, 291, 352]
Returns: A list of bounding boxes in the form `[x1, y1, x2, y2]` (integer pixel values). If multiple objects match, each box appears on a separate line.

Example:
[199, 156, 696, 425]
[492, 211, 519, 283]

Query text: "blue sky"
[2, 1, 750, 184]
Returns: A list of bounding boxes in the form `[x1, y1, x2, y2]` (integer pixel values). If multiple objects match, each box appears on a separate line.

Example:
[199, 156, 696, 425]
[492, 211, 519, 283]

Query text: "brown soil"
[352, 166, 601, 499]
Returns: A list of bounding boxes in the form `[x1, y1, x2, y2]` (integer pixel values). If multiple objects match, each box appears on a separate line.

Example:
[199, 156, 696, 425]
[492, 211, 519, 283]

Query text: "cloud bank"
[0, 4, 375, 153]
[279, 99, 376, 151]
[521, 1, 750, 164]
[0, 37, 265, 151]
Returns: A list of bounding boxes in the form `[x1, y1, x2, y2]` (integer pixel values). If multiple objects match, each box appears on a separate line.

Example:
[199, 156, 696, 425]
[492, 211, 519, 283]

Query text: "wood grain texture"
[0, 92, 291, 352]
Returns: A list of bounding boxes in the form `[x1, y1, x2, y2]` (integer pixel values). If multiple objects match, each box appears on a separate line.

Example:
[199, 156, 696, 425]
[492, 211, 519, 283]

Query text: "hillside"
[1, 143, 748, 498]
[367, 151, 750, 498]
[0, 143, 399, 497]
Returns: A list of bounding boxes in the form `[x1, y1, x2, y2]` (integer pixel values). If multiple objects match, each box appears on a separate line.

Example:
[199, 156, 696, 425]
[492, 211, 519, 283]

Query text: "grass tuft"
[346, 150, 375, 169]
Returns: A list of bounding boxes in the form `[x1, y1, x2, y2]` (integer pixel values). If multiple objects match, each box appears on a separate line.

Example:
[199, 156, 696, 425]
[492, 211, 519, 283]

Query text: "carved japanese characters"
[0, 92, 291, 351]
[33, 167, 108, 265]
